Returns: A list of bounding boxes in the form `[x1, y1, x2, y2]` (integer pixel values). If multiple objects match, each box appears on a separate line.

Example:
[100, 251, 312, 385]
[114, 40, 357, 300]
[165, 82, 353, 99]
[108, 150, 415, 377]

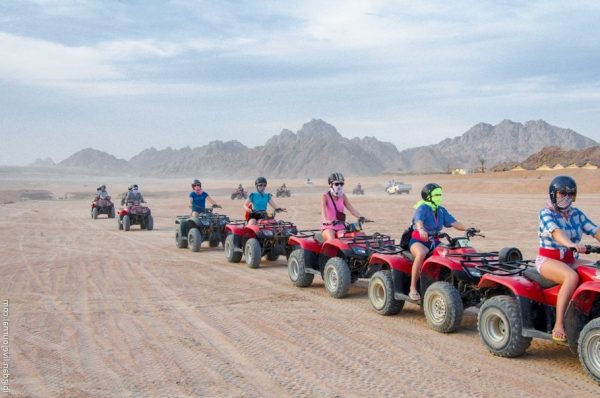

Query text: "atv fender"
[242, 225, 259, 239]
[477, 274, 546, 303]
[287, 236, 322, 255]
[571, 281, 600, 315]
[370, 253, 412, 274]
[321, 240, 351, 259]
[225, 224, 245, 236]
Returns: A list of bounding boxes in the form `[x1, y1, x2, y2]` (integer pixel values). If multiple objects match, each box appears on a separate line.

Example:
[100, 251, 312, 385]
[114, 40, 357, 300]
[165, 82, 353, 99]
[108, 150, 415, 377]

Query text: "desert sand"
[1, 169, 600, 397]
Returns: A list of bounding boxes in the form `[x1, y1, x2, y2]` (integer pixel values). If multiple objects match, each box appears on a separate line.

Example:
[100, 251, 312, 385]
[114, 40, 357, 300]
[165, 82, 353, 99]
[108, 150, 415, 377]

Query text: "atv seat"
[401, 250, 415, 262]
[523, 269, 559, 289]
[314, 232, 326, 244]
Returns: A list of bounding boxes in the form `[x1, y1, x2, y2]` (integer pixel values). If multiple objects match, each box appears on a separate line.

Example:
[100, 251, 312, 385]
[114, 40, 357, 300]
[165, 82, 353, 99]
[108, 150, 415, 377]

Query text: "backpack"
[399, 225, 414, 250]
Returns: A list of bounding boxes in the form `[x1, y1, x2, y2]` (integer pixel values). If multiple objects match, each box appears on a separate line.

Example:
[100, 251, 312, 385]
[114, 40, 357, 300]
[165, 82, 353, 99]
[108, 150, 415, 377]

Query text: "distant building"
[451, 168, 467, 175]
[536, 164, 552, 171]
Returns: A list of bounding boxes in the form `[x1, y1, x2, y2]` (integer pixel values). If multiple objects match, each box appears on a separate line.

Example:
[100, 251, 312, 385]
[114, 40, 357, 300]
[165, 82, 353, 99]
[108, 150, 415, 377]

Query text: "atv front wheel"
[245, 238, 262, 268]
[117, 216, 123, 230]
[146, 215, 154, 231]
[122, 215, 131, 231]
[578, 317, 600, 383]
[323, 257, 351, 298]
[423, 281, 463, 333]
[478, 295, 531, 357]
[188, 228, 202, 252]
[176, 224, 188, 248]
[224, 234, 242, 263]
[288, 249, 314, 287]
[368, 270, 404, 315]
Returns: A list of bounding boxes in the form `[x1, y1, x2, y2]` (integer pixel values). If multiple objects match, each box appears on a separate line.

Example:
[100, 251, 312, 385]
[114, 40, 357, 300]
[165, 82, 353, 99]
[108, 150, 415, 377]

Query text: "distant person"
[120, 186, 132, 206]
[96, 185, 108, 199]
[189, 179, 221, 217]
[244, 177, 283, 225]
[321, 172, 366, 241]
[124, 184, 145, 204]
[408, 183, 469, 301]
[536, 175, 600, 344]
[237, 183, 244, 193]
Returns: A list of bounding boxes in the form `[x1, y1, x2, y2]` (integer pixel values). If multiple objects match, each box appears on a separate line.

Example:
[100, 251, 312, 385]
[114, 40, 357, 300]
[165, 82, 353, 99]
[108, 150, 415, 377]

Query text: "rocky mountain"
[518, 146, 600, 169]
[392, 120, 597, 172]
[29, 157, 55, 167]
[57, 148, 130, 172]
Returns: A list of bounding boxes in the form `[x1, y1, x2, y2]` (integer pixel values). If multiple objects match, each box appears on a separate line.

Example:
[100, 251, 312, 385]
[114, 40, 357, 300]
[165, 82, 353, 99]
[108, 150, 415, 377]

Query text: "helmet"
[421, 183, 441, 202]
[549, 175, 577, 206]
[132, 184, 138, 189]
[192, 179, 201, 187]
[255, 177, 267, 186]
[101, 185, 106, 189]
[328, 172, 345, 185]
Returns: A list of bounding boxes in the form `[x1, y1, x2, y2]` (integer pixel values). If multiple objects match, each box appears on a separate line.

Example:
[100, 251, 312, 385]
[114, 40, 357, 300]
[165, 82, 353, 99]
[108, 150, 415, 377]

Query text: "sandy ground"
[1, 169, 600, 397]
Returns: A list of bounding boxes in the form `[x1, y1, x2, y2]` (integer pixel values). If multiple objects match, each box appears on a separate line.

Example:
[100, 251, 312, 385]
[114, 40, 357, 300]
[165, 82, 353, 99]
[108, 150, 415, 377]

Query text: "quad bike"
[386, 182, 411, 195]
[91, 195, 115, 219]
[276, 187, 291, 198]
[175, 205, 230, 251]
[367, 229, 524, 333]
[475, 245, 600, 384]
[231, 188, 248, 200]
[352, 185, 364, 195]
[223, 209, 297, 268]
[287, 219, 396, 298]
[117, 201, 153, 231]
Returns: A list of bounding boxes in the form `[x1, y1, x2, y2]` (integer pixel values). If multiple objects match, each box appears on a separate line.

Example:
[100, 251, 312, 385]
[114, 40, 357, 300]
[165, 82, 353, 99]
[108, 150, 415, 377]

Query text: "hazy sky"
[1, 1, 599, 165]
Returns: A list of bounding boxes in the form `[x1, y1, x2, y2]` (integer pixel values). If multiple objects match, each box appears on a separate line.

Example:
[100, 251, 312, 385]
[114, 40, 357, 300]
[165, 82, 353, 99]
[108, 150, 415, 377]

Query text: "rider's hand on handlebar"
[275, 208, 286, 213]
[466, 227, 480, 237]
[212, 204, 222, 208]
[418, 228, 428, 241]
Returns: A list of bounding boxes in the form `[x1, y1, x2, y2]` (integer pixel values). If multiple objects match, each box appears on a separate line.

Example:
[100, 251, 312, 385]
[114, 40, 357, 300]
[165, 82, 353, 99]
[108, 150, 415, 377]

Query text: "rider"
[537, 175, 600, 344]
[408, 183, 468, 301]
[124, 184, 145, 204]
[121, 186, 132, 206]
[189, 179, 221, 217]
[321, 172, 365, 241]
[244, 177, 283, 225]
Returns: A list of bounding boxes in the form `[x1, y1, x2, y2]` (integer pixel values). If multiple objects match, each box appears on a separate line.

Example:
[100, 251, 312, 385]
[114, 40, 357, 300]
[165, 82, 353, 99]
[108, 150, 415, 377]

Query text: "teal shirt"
[249, 192, 272, 211]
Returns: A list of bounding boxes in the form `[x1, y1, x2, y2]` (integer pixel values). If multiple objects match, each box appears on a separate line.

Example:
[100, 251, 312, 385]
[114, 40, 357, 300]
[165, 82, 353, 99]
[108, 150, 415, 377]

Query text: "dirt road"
[1, 173, 600, 397]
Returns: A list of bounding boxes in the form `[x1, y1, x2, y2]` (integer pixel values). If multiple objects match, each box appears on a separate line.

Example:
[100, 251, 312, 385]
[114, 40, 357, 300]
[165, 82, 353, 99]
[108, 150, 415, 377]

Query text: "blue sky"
[1, 1, 599, 165]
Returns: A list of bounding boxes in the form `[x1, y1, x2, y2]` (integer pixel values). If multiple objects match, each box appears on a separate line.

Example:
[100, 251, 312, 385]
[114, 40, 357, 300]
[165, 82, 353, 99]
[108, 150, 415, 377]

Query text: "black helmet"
[255, 177, 267, 186]
[192, 179, 201, 187]
[549, 175, 577, 206]
[421, 183, 441, 202]
[328, 172, 345, 185]
[101, 185, 106, 189]
[132, 184, 138, 189]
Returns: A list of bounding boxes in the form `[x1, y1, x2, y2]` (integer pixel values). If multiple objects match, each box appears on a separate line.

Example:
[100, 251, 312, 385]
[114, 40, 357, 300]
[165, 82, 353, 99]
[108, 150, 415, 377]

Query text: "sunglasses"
[431, 193, 442, 197]
[332, 182, 344, 187]
[257, 184, 266, 188]
[557, 190, 576, 197]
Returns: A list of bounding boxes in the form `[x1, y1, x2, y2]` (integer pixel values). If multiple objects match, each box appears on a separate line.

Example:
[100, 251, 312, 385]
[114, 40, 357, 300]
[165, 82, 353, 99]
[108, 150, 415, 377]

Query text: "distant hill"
[50, 119, 598, 178]
[28, 157, 55, 167]
[392, 120, 597, 172]
[519, 146, 600, 169]
[57, 148, 129, 172]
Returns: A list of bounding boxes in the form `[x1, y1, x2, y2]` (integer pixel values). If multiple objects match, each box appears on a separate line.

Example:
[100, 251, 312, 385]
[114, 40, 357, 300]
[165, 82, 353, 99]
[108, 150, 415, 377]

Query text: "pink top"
[321, 191, 346, 231]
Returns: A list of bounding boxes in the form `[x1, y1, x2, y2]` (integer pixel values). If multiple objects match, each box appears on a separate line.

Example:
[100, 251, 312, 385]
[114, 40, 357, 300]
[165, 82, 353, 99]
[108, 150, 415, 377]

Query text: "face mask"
[257, 185, 266, 193]
[556, 196, 572, 210]
[331, 185, 344, 196]
[194, 186, 202, 193]
[429, 188, 443, 207]
[132, 188, 138, 193]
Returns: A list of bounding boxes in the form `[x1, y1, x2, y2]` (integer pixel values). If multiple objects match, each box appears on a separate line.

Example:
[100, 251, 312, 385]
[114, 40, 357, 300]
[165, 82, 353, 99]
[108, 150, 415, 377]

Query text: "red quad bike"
[287, 219, 396, 298]
[223, 209, 297, 268]
[117, 201, 154, 231]
[475, 245, 600, 384]
[368, 229, 523, 333]
[91, 195, 115, 219]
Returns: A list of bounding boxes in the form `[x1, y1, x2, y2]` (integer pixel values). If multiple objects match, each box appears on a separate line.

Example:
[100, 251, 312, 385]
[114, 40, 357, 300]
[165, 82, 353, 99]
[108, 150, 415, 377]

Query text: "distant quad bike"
[223, 209, 297, 268]
[386, 182, 412, 195]
[367, 229, 525, 333]
[175, 205, 230, 252]
[276, 186, 291, 198]
[287, 219, 400, 298]
[352, 185, 364, 195]
[117, 201, 153, 231]
[91, 195, 115, 219]
[475, 245, 600, 384]
[231, 188, 248, 200]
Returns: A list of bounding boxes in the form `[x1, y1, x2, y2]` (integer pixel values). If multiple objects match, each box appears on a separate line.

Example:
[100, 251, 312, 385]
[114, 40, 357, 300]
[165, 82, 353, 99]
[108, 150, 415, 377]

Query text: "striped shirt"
[538, 206, 599, 249]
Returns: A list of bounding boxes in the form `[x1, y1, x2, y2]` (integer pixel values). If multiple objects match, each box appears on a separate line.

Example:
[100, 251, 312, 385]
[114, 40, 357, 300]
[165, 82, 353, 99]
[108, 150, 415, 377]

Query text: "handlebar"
[568, 245, 600, 254]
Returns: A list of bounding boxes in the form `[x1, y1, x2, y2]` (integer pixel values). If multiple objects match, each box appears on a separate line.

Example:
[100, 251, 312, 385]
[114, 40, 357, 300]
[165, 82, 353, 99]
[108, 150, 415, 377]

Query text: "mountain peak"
[298, 119, 342, 140]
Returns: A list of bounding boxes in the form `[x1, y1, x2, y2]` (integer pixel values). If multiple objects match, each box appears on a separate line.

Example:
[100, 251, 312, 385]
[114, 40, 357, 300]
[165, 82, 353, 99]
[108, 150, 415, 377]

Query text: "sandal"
[552, 329, 567, 345]
[408, 291, 421, 301]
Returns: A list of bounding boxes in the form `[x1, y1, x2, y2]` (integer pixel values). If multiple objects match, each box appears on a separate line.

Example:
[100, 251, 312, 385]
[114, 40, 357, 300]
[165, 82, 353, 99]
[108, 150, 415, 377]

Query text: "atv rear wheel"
[288, 249, 314, 287]
[478, 295, 531, 357]
[224, 234, 242, 263]
[117, 216, 123, 230]
[323, 257, 351, 298]
[368, 270, 404, 315]
[423, 281, 463, 333]
[146, 215, 154, 231]
[92, 208, 98, 219]
[122, 215, 131, 231]
[109, 207, 115, 218]
[188, 228, 202, 252]
[245, 238, 262, 268]
[578, 317, 600, 383]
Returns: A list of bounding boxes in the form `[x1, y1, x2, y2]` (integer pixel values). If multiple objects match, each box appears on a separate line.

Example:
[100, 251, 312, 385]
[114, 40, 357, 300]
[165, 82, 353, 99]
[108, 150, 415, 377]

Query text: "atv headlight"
[466, 267, 481, 278]
[261, 230, 274, 237]
[200, 219, 211, 226]
[352, 247, 367, 255]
